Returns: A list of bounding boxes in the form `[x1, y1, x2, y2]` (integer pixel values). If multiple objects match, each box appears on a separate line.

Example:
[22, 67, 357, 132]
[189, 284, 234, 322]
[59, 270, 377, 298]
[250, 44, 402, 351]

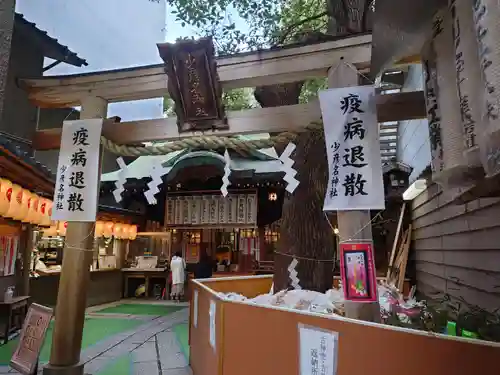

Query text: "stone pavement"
[1, 301, 191, 375]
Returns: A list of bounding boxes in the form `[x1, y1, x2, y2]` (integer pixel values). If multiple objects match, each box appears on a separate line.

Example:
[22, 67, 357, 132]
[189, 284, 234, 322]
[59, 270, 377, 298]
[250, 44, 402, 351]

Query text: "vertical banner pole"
[44, 96, 108, 375]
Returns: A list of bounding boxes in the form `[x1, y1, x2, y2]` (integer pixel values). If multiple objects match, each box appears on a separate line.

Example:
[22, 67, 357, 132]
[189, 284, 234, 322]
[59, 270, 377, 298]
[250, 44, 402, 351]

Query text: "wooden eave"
[0, 145, 54, 195]
[20, 34, 373, 107]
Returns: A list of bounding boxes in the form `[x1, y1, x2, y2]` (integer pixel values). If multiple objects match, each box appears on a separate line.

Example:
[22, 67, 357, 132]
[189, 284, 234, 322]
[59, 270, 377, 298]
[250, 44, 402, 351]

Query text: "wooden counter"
[30, 269, 122, 307]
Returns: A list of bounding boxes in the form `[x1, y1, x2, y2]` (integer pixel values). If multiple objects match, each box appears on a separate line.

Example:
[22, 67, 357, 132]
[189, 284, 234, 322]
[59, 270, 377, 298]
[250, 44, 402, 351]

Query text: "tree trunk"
[0, 0, 15, 126]
[268, 0, 373, 293]
[272, 127, 336, 292]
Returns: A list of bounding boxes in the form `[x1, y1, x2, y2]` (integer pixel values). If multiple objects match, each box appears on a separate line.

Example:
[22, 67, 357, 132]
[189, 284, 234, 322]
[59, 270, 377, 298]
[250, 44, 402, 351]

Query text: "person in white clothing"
[170, 252, 186, 301]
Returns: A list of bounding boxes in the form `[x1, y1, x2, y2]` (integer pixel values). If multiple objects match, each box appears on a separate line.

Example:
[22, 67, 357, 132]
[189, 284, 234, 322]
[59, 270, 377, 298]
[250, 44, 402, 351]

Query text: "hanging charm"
[280, 142, 299, 193]
[113, 157, 127, 203]
[288, 257, 301, 290]
[144, 160, 168, 205]
[220, 149, 231, 197]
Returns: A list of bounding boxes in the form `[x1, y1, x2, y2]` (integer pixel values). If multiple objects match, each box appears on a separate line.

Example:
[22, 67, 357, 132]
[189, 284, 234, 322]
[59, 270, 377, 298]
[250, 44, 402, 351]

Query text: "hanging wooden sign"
[165, 198, 175, 225]
[157, 38, 227, 133]
[201, 196, 210, 224]
[174, 198, 183, 224]
[190, 197, 201, 224]
[237, 195, 247, 224]
[246, 194, 257, 224]
[228, 195, 238, 224]
[183, 197, 191, 225]
[209, 196, 218, 224]
[218, 198, 228, 224]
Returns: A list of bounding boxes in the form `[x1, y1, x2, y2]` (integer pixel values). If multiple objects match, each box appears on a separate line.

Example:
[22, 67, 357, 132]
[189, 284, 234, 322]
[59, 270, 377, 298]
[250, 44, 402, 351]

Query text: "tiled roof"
[0, 136, 55, 180]
[15, 13, 87, 67]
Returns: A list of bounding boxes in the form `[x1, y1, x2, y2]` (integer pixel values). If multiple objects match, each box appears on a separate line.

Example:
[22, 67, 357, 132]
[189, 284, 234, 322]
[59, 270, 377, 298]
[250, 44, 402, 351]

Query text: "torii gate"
[20, 33, 425, 375]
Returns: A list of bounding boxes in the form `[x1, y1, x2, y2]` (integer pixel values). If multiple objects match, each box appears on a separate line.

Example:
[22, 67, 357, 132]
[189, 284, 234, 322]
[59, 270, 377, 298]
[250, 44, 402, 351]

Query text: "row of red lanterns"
[0, 179, 138, 240]
[0, 179, 53, 226]
[43, 221, 137, 240]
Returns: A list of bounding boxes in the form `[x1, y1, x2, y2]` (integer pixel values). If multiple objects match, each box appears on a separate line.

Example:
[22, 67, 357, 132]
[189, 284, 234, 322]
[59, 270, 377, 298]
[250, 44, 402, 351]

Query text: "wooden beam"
[32, 90, 425, 150]
[20, 35, 372, 107]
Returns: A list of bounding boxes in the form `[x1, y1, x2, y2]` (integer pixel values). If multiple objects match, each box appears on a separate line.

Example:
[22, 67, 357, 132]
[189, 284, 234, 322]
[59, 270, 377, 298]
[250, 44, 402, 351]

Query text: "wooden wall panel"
[411, 183, 500, 311]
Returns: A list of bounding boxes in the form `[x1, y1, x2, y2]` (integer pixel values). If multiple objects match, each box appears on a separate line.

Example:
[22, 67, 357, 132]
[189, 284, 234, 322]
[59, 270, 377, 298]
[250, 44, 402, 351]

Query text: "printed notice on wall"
[299, 324, 339, 375]
[193, 290, 199, 328]
[209, 300, 216, 350]
[52, 119, 103, 222]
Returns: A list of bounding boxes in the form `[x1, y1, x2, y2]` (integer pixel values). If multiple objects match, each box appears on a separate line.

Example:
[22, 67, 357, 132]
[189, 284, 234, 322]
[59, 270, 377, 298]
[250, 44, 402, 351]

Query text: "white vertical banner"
[183, 197, 191, 225]
[228, 195, 238, 224]
[299, 324, 339, 375]
[174, 197, 183, 224]
[319, 86, 385, 211]
[190, 196, 201, 224]
[209, 300, 216, 350]
[209, 195, 219, 224]
[165, 198, 175, 225]
[246, 194, 257, 224]
[218, 196, 228, 224]
[237, 195, 247, 224]
[52, 119, 103, 221]
[201, 196, 210, 224]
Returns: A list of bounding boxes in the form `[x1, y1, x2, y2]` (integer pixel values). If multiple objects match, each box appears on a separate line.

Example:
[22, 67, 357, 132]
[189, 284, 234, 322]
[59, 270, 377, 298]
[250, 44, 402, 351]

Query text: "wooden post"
[329, 63, 381, 323]
[22, 225, 33, 296]
[43, 96, 108, 375]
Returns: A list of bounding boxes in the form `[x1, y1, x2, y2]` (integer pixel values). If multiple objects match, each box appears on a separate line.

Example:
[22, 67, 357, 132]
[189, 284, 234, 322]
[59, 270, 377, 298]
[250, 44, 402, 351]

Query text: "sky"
[15, 0, 202, 121]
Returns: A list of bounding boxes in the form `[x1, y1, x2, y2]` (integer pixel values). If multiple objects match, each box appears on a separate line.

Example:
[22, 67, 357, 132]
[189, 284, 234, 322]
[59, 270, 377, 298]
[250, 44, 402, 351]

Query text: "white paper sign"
[193, 290, 199, 328]
[319, 86, 385, 211]
[209, 300, 216, 350]
[299, 324, 339, 375]
[52, 119, 103, 222]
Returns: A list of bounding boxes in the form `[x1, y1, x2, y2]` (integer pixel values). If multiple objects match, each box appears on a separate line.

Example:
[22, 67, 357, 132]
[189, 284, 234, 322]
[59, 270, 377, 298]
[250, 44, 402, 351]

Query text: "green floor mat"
[97, 354, 133, 375]
[95, 304, 184, 316]
[0, 317, 142, 365]
[173, 323, 189, 361]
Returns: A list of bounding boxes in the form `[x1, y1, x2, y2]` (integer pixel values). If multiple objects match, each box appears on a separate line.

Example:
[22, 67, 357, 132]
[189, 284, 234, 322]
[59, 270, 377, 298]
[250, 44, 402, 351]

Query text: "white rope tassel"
[473, 0, 500, 176]
[449, 0, 485, 172]
[430, 10, 476, 187]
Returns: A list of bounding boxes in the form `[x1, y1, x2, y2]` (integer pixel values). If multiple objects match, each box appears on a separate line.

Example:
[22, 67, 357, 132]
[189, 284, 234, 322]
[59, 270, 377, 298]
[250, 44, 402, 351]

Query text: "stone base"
[42, 363, 86, 375]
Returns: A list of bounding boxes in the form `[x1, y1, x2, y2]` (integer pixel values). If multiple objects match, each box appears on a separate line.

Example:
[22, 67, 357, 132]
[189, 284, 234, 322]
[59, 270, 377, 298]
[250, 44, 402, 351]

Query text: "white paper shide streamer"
[144, 160, 168, 205]
[113, 157, 127, 203]
[280, 142, 299, 193]
[288, 258, 301, 290]
[220, 149, 231, 197]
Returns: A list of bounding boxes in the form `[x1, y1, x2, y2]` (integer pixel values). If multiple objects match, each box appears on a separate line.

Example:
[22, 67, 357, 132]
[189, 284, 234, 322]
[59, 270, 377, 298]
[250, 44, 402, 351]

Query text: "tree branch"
[278, 10, 329, 44]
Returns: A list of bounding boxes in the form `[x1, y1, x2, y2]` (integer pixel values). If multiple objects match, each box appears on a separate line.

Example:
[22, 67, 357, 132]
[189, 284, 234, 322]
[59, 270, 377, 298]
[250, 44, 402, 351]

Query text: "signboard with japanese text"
[339, 242, 378, 302]
[299, 324, 339, 375]
[10, 304, 53, 375]
[52, 119, 103, 222]
[319, 86, 385, 211]
[164, 194, 257, 226]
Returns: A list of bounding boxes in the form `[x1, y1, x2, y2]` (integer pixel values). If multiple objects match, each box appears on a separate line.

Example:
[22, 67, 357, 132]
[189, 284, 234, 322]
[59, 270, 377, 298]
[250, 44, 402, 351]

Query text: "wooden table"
[0, 296, 30, 343]
[122, 268, 169, 299]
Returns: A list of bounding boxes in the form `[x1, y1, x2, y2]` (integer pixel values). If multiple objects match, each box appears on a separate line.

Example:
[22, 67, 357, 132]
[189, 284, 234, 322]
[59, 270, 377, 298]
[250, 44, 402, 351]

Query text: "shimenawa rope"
[99, 122, 324, 156]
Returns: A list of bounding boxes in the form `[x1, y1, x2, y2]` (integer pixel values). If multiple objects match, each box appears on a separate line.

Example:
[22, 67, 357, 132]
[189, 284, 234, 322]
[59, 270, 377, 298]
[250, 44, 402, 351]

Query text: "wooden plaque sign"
[10, 303, 53, 375]
[157, 38, 227, 132]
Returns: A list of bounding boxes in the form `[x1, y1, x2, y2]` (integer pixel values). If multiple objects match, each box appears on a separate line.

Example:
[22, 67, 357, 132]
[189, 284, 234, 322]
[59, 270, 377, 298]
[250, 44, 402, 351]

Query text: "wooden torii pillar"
[329, 62, 381, 322]
[43, 96, 108, 375]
